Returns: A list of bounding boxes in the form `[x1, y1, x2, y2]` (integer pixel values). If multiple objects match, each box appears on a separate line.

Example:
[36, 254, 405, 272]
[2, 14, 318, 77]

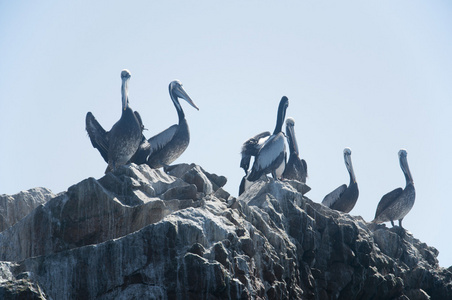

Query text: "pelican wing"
[130, 136, 151, 164]
[374, 187, 403, 219]
[240, 131, 271, 171]
[134, 111, 146, 131]
[322, 184, 347, 208]
[148, 124, 178, 156]
[253, 134, 285, 171]
[86, 112, 109, 163]
[241, 131, 271, 154]
[129, 111, 150, 164]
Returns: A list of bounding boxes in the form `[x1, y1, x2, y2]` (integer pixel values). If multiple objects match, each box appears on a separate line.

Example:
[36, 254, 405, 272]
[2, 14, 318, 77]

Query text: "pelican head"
[121, 69, 132, 111]
[169, 80, 199, 111]
[343, 148, 356, 183]
[285, 117, 298, 155]
[274, 96, 289, 134]
[279, 96, 289, 118]
[398, 149, 413, 184]
[344, 148, 352, 156]
[285, 117, 295, 127]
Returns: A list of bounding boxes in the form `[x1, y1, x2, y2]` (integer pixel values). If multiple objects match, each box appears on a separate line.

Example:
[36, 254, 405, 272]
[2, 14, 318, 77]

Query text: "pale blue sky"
[1, 1, 451, 266]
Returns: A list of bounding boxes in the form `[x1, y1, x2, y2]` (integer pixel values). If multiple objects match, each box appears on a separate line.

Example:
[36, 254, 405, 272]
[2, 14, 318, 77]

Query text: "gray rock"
[0, 163, 450, 299]
[0, 187, 54, 232]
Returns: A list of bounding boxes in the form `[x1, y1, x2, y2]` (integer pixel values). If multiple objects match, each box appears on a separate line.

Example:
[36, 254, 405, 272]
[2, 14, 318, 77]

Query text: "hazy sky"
[1, 1, 451, 266]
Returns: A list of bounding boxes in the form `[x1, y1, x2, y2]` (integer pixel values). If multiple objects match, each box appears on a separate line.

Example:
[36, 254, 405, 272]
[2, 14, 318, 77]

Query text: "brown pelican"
[240, 131, 271, 174]
[247, 96, 288, 182]
[139, 80, 199, 169]
[322, 148, 359, 213]
[372, 149, 415, 227]
[282, 117, 307, 183]
[86, 69, 144, 172]
[238, 131, 271, 195]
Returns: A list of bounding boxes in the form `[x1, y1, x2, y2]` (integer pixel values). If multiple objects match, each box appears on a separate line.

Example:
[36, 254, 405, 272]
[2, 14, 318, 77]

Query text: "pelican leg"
[398, 218, 404, 228]
[162, 162, 173, 173]
[390, 220, 395, 227]
[271, 170, 282, 181]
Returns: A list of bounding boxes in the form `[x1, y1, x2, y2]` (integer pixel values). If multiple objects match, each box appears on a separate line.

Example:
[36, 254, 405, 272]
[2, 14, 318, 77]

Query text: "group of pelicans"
[238, 96, 416, 228]
[86, 69, 415, 229]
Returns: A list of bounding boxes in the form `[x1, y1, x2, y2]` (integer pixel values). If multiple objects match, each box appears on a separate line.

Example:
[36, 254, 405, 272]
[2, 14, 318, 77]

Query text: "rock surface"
[0, 163, 451, 299]
[0, 187, 54, 232]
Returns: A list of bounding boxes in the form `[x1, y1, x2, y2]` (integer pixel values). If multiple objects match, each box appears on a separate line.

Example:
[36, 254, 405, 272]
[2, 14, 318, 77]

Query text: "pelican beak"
[176, 85, 199, 111]
[286, 123, 298, 155]
[399, 151, 414, 185]
[404, 159, 414, 184]
[345, 153, 356, 183]
[121, 77, 130, 111]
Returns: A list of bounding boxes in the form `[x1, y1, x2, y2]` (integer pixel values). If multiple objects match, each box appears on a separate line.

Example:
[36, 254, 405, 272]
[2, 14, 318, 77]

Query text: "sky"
[1, 1, 451, 266]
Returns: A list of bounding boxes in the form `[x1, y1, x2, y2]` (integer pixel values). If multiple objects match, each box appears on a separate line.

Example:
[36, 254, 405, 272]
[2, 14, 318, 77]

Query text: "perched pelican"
[238, 131, 271, 195]
[240, 131, 271, 174]
[139, 80, 199, 169]
[247, 96, 289, 182]
[282, 117, 307, 183]
[372, 149, 415, 227]
[86, 69, 144, 172]
[322, 148, 359, 213]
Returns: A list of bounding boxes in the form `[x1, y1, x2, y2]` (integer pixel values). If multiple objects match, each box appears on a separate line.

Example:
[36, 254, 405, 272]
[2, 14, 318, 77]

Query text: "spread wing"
[134, 111, 146, 131]
[85, 112, 109, 163]
[322, 184, 347, 208]
[148, 125, 178, 156]
[374, 187, 403, 219]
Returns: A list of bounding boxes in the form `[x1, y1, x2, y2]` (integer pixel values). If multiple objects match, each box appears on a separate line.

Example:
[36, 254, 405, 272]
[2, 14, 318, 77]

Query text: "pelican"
[247, 96, 288, 182]
[86, 69, 144, 172]
[282, 117, 307, 183]
[240, 131, 271, 174]
[322, 148, 359, 213]
[139, 80, 199, 169]
[372, 149, 415, 227]
[238, 131, 271, 195]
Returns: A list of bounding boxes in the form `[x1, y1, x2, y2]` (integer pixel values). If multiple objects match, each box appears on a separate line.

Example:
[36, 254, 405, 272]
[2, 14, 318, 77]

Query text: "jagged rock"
[0, 164, 203, 261]
[0, 187, 54, 232]
[166, 163, 227, 194]
[0, 163, 451, 299]
[0, 262, 47, 299]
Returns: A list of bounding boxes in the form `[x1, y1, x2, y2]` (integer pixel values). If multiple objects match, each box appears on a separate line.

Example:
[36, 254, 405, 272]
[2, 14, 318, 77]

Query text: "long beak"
[121, 77, 129, 111]
[345, 154, 356, 183]
[176, 85, 199, 110]
[286, 124, 299, 155]
[400, 156, 414, 184]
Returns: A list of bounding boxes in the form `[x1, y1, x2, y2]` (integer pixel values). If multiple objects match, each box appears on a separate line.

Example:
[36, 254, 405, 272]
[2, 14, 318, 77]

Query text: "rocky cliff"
[0, 164, 451, 299]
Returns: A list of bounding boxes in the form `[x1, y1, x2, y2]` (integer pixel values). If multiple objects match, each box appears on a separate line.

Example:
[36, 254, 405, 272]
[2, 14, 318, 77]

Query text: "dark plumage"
[86, 69, 144, 172]
[133, 80, 199, 169]
[372, 149, 415, 228]
[247, 96, 288, 182]
[240, 131, 271, 174]
[282, 117, 307, 183]
[322, 148, 359, 213]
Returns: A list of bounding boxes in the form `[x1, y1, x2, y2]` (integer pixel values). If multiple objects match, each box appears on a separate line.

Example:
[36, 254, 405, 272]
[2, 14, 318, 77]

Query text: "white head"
[285, 117, 295, 127]
[169, 80, 199, 111]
